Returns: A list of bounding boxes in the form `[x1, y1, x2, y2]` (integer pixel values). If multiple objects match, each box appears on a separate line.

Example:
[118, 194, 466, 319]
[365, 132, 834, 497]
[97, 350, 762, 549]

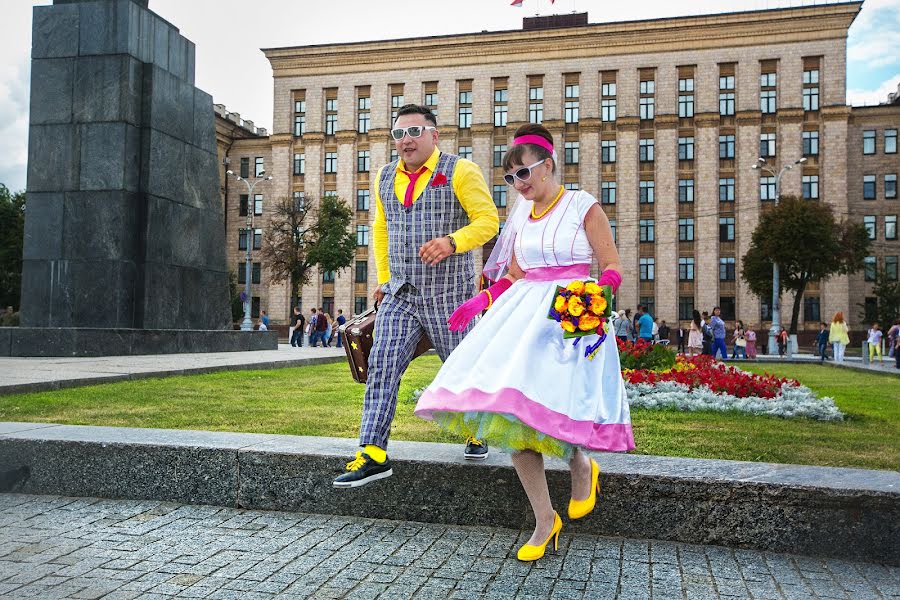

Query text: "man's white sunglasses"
[390, 126, 436, 141]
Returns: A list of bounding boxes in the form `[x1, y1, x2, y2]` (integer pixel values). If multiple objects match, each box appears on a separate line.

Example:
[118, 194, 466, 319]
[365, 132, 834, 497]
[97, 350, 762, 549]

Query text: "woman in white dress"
[415, 124, 634, 562]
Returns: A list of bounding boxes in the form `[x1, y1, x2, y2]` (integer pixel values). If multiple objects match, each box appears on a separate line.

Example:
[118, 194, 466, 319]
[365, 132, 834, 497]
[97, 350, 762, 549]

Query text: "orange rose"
[568, 296, 585, 317]
[578, 314, 601, 331]
[561, 319, 576, 333]
[584, 282, 601, 295]
[590, 295, 607, 315]
[565, 281, 585, 295]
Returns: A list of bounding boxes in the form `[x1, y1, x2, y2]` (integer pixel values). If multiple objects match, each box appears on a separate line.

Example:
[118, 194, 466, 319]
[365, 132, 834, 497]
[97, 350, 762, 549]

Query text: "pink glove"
[597, 269, 622, 292]
[448, 278, 513, 331]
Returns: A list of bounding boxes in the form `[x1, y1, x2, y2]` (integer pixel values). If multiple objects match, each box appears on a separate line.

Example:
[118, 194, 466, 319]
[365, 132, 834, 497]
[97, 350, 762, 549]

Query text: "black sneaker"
[333, 452, 393, 488]
[464, 437, 489, 460]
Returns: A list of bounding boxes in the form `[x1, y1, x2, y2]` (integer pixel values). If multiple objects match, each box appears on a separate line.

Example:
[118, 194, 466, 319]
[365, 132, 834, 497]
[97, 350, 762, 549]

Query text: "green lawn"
[1, 358, 897, 471]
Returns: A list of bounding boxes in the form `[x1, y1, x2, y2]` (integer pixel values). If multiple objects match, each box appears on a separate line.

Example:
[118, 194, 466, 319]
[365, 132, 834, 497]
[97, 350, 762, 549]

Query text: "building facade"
[219, 3, 897, 331]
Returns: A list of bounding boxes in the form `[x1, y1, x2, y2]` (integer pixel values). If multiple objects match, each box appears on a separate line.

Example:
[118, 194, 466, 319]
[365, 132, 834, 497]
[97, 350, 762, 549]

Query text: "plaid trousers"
[359, 284, 474, 448]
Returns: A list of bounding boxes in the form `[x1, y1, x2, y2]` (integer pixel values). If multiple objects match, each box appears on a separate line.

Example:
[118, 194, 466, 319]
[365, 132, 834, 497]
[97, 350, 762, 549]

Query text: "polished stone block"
[62, 191, 141, 261]
[22, 193, 64, 261]
[29, 58, 74, 124]
[141, 128, 184, 202]
[26, 124, 79, 192]
[193, 89, 216, 154]
[142, 65, 194, 143]
[32, 4, 80, 59]
[73, 55, 143, 126]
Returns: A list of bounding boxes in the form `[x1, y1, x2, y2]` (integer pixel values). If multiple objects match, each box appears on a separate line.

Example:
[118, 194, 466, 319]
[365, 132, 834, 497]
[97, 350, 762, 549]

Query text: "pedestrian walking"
[816, 322, 829, 362]
[731, 321, 747, 359]
[688, 311, 703, 356]
[887, 319, 900, 359]
[867, 323, 883, 363]
[710, 307, 727, 360]
[614, 309, 632, 342]
[745, 328, 758, 359]
[829, 312, 850, 363]
[289, 307, 305, 347]
[777, 328, 788, 358]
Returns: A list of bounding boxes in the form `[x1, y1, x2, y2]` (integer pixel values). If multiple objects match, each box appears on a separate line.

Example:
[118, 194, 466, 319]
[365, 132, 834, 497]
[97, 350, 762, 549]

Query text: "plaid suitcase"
[340, 307, 432, 383]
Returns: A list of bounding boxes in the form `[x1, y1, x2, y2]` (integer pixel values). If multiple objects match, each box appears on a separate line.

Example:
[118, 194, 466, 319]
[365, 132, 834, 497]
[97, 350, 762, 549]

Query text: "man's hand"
[371, 285, 384, 305]
[419, 236, 454, 266]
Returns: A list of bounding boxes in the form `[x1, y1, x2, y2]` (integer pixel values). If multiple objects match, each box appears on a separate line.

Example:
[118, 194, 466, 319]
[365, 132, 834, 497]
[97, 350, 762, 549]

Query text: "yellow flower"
[554, 295, 568, 313]
[584, 282, 601, 295]
[590, 295, 607, 315]
[568, 296, 585, 317]
[578, 314, 601, 331]
[565, 281, 585, 295]
[561, 319, 576, 333]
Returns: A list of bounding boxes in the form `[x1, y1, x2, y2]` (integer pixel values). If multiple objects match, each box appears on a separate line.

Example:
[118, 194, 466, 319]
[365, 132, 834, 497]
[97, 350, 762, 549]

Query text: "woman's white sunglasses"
[390, 126, 436, 140]
[503, 159, 547, 185]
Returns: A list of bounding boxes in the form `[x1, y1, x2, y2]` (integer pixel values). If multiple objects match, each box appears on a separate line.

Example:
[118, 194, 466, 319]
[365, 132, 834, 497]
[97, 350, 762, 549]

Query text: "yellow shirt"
[373, 148, 499, 285]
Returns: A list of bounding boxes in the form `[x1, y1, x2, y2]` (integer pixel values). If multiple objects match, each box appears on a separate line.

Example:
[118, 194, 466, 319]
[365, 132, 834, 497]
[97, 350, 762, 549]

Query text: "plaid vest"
[379, 153, 475, 295]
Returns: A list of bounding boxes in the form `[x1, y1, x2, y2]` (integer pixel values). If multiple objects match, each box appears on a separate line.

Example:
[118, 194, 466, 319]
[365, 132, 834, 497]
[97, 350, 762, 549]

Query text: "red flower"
[431, 173, 448, 187]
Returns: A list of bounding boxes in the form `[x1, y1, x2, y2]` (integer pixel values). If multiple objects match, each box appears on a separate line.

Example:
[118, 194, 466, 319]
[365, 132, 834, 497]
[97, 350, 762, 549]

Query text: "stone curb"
[0, 423, 896, 565]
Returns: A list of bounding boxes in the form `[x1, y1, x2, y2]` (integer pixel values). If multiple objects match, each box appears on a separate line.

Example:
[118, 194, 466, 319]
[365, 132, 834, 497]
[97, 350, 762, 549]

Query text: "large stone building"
[219, 2, 898, 332]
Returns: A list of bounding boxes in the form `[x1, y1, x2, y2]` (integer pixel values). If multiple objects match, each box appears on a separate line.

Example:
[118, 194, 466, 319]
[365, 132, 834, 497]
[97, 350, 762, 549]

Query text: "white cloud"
[847, 73, 900, 106]
[847, 0, 900, 68]
[0, 58, 30, 192]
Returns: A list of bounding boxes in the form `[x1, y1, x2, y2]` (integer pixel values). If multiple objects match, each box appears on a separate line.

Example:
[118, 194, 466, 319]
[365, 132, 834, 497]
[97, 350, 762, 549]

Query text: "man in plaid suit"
[334, 105, 499, 488]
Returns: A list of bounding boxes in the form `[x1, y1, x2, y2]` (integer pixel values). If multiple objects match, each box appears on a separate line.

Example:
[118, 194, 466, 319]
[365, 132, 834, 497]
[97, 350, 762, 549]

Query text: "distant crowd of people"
[254, 307, 348, 349]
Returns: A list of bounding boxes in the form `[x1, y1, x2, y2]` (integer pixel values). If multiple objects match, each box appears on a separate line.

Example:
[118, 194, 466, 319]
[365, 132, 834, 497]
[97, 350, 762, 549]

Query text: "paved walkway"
[1, 494, 896, 600]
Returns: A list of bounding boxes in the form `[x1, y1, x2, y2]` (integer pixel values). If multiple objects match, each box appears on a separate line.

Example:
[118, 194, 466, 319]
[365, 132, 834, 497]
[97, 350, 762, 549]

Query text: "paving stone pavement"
[0, 494, 897, 600]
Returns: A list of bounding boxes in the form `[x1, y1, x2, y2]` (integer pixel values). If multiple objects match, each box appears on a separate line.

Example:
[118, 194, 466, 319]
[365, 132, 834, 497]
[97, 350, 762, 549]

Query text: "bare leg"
[511, 450, 556, 546]
[569, 448, 592, 501]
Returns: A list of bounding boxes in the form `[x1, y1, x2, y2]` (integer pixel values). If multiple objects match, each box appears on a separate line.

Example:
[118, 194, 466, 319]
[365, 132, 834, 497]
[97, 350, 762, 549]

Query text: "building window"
[493, 144, 507, 167]
[719, 134, 735, 159]
[678, 218, 695, 242]
[324, 190, 337, 200]
[678, 136, 694, 160]
[863, 130, 876, 155]
[564, 141, 579, 165]
[760, 133, 776, 157]
[458, 90, 472, 129]
[679, 296, 695, 320]
[325, 98, 337, 135]
[564, 183, 578, 191]
[639, 180, 655, 204]
[239, 194, 248, 217]
[529, 86, 544, 124]
[864, 256, 876, 281]
[493, 89, 508, 127]
[424, 91, 438, 119]
[458, 146, 472, 160]
[864, 175, 876, 200]
[253, 194, 262, 216]
[639, 79, 655, 120]
[885, 256, 899, 281]
[864, 215, 876, 240]
[760, 72, 777, 114]
[802, 175, 819, 200]
[390, 148, 398, 162]
[674, 179, 693, 204]
[324, 152, 337, 174]
[886, 215, 897, 240]
[760, 300, 772, 322]
[322, 270, 336, 283]
[601, 181, 616, 204]
[719, 297, 736, 321]
[357, 151, 370, 173]
[609, 219, 617, 243]
[719, 75, 735, 116]
[293, 191, 305, 211]
[678, 77, 694, 118]
[293, 153, 305, 176]
[239, 157, 250, 178]
[293, 100, 306, 137]
[356, 224, 369, 247]
[803, 296, 821, 322]
[803, 130, 819, 156]
[492, 185, 507, 208]
[356, 189, 370, 211]
[391, 94, 404, 123]
[238, 262, 262, 285]
[254, 157, 264, 177]
[760, 176, 776, 201]
[885, 174, 897, 199]
[678, 257, 695, 281]
[719, 178, 735, 202]
[357, 97, 371, 134]
[719, 257, 736, 281]
[886, 129, 898, 154]
[355, 261, 368, 284]
[802, 69, 819, 111]
[601, 140, 616, 164]
[238, 228, 248, 251]
[639, 138, 655, 162]
[640, 296, 656, 318]
[564, 84, 579, 124]
[601, 82, 616, 122]
[639, 219, 655, 242]
[355, 296, 367, 315]
[639, 257, 655, 281]
[719, 217, 735, 242]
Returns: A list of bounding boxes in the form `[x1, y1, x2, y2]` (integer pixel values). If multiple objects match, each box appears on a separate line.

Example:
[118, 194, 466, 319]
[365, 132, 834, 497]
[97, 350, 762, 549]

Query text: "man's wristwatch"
[446, 235, 457, 253]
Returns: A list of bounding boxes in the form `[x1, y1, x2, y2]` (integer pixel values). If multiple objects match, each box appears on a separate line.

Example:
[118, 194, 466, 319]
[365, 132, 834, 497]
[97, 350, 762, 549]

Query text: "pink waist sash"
[523, 264, 591, 282]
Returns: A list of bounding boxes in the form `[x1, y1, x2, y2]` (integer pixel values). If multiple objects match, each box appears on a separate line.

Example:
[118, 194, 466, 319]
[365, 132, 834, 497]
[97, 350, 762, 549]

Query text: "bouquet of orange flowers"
[548, 281, 612, 359]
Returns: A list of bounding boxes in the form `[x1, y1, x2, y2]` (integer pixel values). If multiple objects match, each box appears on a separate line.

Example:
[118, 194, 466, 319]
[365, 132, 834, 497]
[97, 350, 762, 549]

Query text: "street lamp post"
[750, 156, 806, 356]
[226, 169, 272, 331]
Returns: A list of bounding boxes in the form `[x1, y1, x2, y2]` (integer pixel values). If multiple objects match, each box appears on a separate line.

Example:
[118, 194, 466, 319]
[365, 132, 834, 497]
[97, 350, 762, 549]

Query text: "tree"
[859, 266, 900, 326]
[0, 184, 25, 311]
[742, 196, 870, 334]
[260, 194, 356, 320]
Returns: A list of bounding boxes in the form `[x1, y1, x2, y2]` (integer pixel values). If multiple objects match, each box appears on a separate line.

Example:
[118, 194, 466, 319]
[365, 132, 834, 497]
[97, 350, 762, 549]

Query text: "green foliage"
[617, 340, 677, 372]
[859, 266, 900, 326]
[307, 194, 356, 275]
[742, 196, 870, 333]
[0, 184, 25, 310]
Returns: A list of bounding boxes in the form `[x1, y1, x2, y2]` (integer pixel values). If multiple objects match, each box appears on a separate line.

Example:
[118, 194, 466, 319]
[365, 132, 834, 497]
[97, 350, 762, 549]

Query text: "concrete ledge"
[4, 328, 278, 357]
[0, 423, 896, 565]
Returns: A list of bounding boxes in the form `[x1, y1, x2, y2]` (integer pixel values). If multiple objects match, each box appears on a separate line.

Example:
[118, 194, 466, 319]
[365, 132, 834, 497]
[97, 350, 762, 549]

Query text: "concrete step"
[1, 422, 896, 565]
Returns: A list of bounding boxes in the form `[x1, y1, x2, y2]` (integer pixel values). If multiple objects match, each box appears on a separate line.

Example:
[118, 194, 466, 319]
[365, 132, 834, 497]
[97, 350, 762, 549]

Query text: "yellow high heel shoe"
[516, 512, 563, 562]
[568, 458, 600, 520]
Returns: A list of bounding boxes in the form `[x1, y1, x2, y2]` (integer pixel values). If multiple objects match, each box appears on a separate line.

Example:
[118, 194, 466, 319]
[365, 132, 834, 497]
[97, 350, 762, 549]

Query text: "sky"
[1, 0, 898, 193]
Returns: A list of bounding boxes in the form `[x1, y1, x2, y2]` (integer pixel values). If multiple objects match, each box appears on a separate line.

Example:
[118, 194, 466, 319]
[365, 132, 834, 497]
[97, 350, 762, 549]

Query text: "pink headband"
[512, 134, 554, 154]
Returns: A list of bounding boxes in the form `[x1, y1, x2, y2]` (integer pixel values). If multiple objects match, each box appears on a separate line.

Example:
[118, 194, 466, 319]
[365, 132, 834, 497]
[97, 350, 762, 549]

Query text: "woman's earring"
[541, 176, 547, 182]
